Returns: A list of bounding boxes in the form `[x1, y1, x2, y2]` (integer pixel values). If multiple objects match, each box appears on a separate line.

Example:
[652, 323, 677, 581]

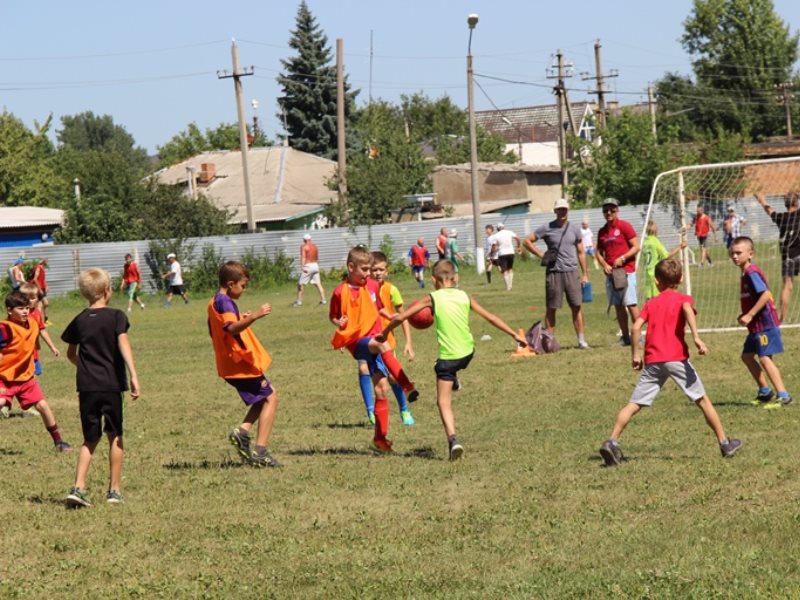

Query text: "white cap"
[496, 223, 505, 230]
[303, 234, 312, 240]
[554, 198, 569, 210]
[727, 205, 735, 211]
[167, 253, 176, 259]
[450, 229, 458, 236]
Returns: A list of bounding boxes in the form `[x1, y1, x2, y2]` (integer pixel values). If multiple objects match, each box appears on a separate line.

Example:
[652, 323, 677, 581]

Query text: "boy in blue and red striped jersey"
[729, 236, 792, 409]
[407, 238, 430, 289]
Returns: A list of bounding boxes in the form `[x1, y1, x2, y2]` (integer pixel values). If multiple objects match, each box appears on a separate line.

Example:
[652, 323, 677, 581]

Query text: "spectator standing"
[293, 234, 326, 307]
[755, 191, 800, 322]
[523, 198, 590, 348]
[8, 258, 25, 291]
[491, 223, 521, 291]
[580, 219, 599, 270]
[596, 198, 641, 346]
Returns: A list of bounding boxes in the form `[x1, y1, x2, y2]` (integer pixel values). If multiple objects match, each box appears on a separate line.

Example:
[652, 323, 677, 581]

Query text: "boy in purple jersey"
[729, 237, 792, 409]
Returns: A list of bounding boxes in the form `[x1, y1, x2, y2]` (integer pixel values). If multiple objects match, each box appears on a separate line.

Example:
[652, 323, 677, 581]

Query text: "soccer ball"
[407, 301, 434, 329]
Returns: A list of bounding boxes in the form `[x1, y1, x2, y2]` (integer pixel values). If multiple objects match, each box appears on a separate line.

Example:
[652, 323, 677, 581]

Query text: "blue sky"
[3, 0, 799, 154]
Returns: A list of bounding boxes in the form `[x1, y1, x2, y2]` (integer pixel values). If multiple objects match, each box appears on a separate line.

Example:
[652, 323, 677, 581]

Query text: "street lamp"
[467, 13, 485, 274]
[502, 116, 524, 164]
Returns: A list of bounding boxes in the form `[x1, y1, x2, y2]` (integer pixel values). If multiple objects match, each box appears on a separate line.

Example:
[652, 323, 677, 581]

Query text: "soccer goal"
[639, 156, 800, 332]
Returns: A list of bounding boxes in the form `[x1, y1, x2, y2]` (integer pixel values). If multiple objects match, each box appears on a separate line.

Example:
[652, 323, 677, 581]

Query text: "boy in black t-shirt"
[61, 268, 140, 508]
[756, 192, 800, 322]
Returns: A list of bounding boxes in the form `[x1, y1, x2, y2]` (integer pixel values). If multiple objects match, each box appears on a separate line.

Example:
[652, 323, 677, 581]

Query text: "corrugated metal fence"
[0, 202, 778, 297]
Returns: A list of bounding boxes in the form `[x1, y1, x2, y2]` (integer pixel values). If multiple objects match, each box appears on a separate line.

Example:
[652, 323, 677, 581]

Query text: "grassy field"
[2, 258, 799, 599]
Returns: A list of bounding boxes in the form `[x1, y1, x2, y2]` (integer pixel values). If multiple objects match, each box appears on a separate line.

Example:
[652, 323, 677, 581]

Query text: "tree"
[663, 0, 800, 139]
[156, 122, 271, 168]
[57, 112, 150, 173]
[276, 0, 358, 159]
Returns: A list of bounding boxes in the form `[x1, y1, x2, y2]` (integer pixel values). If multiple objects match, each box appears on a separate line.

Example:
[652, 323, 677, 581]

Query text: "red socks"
[380, 350, 414, 393]
[373, 397, 389, 441]
[46, 423, 63, 444]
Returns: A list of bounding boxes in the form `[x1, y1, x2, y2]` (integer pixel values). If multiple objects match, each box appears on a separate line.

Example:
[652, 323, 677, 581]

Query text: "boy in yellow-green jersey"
[378, 260, 526, 460]
[641, 220, 686, 301]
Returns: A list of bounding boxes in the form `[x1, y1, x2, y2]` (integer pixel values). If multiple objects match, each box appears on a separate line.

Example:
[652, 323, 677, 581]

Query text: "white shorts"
[299, 262, 321, 286]
[629, 360, 706, 406]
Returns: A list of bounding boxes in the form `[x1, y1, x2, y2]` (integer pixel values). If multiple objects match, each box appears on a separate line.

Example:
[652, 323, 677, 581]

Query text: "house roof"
[475, 102, 592, 144]
[444, 198, 532, 218]
[434, 162, 560, 174]
[154, 146, 336, 224]
[0, 207, 65, 229]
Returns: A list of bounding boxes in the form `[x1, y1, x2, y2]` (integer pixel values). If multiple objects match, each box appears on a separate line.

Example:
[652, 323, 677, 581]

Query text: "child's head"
[19, 282, 42, 307]
[785, 192, 799, 210]
[729, 236, 754, 269]
[77, 268, 112, 303]
[417, 237, 425, 246]
[645, 220, 658, 236]
[654, 259, 682, 290]
[124, 253, 133, 263]
[5, 290, 31, 324]
[346, 245, 373, 285]
[485, 224, 494, 234]
[370, 251, 388, 283]
[218, 261, 250, 298]
[431, 260, 457, 288]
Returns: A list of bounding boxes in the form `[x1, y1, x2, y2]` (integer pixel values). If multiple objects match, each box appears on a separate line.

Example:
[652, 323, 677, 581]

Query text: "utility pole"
[547, 50, 573, 197]
[217, 40, 256, 233]
[648, 85, 658, 138]
[336, 38, 348, 220]
[776, 82, 794, 138]
[467, 14, 485, 275]
[580, 40, 618, 129]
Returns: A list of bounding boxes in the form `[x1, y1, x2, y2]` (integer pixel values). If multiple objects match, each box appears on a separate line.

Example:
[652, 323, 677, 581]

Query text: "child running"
[407, 238, 430, 289]
[120, 253, 146, 312]
[598, 259, 742, 466]
[62, 268, 140, 507]
[378, 259, 526, 460]
[19, 282, 60, 380]
[209, 261, 281, 467]
[371, 251, 416, 425]
[329, 246, 418, 454]
[729, 236, 792, 409]
[0, 290, 71, 452]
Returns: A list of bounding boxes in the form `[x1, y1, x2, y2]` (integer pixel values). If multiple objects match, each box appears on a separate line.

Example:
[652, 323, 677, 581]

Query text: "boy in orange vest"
[0, 290, 71, 451]
[208, 261, 281, 468]
[329, 246, 418, 453]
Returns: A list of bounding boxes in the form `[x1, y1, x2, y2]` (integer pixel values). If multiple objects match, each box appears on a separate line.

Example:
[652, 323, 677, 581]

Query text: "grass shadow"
[324, 422, 372, 429]
[162, 457, 246, 471]
[400, 446, 437, 460]
[28, 494, 69, 507]
[289, 446, 372, 456]
[0, 448, 24, 456]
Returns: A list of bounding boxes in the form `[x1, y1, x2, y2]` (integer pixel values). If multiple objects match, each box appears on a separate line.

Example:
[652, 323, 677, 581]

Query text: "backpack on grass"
[525, 320, 560, 354]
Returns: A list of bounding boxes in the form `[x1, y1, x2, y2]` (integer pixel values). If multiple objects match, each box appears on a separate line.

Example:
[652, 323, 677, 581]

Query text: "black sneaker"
[720, 438, 743, 458]
[249, 449, 282, 468]
[228, 429, 251, 461]
[751, 389, 775, 406]
[599, 440, 623, 466]
[65, 487, 91, 508]
[448, 438, 464, 461]
[779, 394, 793, 406]
[407, 389, 420, 403]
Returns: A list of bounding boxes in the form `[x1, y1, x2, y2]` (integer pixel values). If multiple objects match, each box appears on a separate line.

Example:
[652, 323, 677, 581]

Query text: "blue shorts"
[226, 375, 275, 406]
[412, 265, 426, 275]
[354, 337, 389, 378]
[605, 272, 638, 306]
[743, 328, 783, 357]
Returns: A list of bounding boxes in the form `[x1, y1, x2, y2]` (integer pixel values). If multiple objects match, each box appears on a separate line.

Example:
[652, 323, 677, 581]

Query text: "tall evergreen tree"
[276, 1, 358, 159]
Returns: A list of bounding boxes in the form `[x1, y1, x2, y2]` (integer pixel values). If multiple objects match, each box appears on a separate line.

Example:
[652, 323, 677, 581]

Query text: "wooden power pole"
[581, 39, 618, 129]
[547, 50, 573, 196]
[336, 38, 348, 220]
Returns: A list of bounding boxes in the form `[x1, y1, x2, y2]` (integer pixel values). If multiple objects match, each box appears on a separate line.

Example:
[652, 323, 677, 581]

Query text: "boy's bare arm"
[631, 317, 645, 369]
[469, 296, 526, 346]
[67, 344, 79, 366]
[39, 329, 60, 357]
[226, 303, 271, 335]
[117, 333, 140, 400]
[682, 302, 707, 355]
[397, 305, 415, 360]
[376, 296, 430, 342]
[738, 290, 772, 327]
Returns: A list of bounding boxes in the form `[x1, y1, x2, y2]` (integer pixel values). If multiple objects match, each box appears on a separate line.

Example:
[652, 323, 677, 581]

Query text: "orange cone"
[511, 328, 536, 357]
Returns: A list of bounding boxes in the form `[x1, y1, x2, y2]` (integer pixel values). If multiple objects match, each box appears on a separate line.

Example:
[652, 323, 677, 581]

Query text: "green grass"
[2, 261, 799, 598]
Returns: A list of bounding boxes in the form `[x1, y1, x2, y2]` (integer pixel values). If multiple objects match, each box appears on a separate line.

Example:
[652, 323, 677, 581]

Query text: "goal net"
[639, 156, 800, 332]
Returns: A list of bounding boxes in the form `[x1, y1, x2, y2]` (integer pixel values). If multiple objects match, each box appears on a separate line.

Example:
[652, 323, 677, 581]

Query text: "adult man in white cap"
[490, 222, 521, 291]
[523, 198, 590, 348]
[161, 253, 189, 306]
[293, 233, 326, 307]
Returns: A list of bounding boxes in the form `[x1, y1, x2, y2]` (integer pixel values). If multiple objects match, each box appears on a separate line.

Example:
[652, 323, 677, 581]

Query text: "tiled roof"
[476, 102, 592, 143]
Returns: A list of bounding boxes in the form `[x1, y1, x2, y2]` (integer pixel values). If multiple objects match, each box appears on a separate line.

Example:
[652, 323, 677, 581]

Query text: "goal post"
[638, 156, 800, 332]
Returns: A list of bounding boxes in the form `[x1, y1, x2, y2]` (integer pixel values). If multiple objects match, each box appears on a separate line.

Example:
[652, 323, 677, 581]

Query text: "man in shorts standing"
[293, 234, 326, 307]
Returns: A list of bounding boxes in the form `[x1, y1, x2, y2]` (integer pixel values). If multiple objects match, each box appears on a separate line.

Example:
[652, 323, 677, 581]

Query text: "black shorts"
[497, 255, 515, 271]
[434, 352, 474, 382]
[79, 391, 124, 442]
[782, 256, 800, 278]
[168, 284, 186, 295]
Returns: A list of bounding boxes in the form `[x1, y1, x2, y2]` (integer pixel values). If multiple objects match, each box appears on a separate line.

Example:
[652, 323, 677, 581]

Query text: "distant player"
[407, 238, 430, 289]
[120, 254, 146, 312]
[293, 233, 326, 307]
[161, 253, 189, 306]
[693, 205, 716, 267]
[598, 259, 742, 466]
[729, 236, 792, 409]
[378, 259, 526, 461]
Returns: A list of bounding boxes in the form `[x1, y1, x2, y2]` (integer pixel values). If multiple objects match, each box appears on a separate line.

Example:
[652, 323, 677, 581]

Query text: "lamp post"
[501, 116, 524, 164]
[467, 13, 485, 274]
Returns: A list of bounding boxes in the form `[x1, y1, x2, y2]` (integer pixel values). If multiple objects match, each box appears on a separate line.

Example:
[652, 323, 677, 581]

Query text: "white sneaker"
[292, 301, 302, 307]
[578, 341, 590, 349]
[0, 406, 10, 418]
[140, 303, 146, 310]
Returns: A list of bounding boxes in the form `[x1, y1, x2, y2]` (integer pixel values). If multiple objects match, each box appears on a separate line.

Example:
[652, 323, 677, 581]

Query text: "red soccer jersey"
[408, 244, 429, 267]
[123, 261, 141, 284]
[597, 218, 638, 273]
[640, 289, 693, 364]
[694, 213, 710, 237]
[31, 263, 47, 292]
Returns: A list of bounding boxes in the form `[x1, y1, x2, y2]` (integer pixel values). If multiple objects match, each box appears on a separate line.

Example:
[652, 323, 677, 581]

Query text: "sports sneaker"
[778, 394, 793, 407]
[55, 440, 72, 452]
[228, 429, 251, 460]
[599, 440, 623, 466]
[763, 399, 783, 411]
[319, 299, 327, 305]
[65, 487, 91, 508]
[616, 337, 632, 347]
[127, 307, 132, 313]
[751, 389, 775, 406]
[45, 319, 53, 326]
[140, 303, 146, 310]
[370, 439, 394, 454]
[448, 438, 464, 461]
[368, 411, 376, 425]
[23, 407, 40, 417]
[400, 410, 415, 425]
[407, 389, 420, 403]
[249, 450, 282, 468]
[578, 341, 590, 349]
[0, 406, 10, 419]
[720, 438, 743, 458]
[106, 490, 124, 504]
[292, 300, 302, 308]
[164, 301, 172, 308]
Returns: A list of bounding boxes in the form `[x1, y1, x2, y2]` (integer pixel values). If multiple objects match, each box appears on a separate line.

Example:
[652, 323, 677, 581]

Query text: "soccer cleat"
[45, 319, 53, 327]
[0, 406, 10, 419]
[55, 440, 72, 452]
[228, 429, 251, 461]
[751, 389, 775, 406]
[319, 299, 327, 305]
[599, 440, 623, 466]
[407, 389, 420, 403]
[616, 337, 632, 347]
[23, 407, 40, 417]
[720, 438, 743, 458]
[578, 341, 591, 349]
[140, 303, 146, 310]
[65, 487, 91, 508]
[367, 411, 376, 425]
[448, 438, 464, 461]
[292, 300, 302, 308]
[106, 490, 124, 504]
[762, 400, 783, 411]
[370, 439, 394, 455]
[127, 308, 132, 313]
[778, 394, 793, 407]
[400, 410, 415, 425]
[249, 450, 282, 468]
